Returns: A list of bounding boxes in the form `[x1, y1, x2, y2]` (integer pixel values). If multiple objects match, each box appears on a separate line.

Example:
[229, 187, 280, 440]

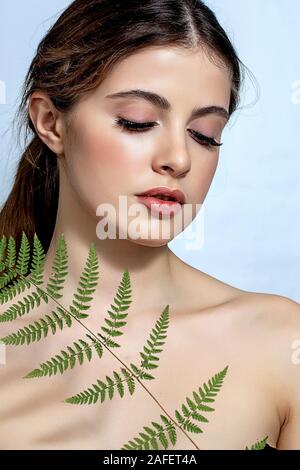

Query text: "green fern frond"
[29, 233, 46, 286]
[174, 412, 203, 434]
[123, 367, 228, 450]
[0, 231, 47, 304]
[245, 436, 269, 450]
[0, 290, 47, 323]
[0, 279, 49, 322]
[122, 414, 177, 450]
[139, 304, 169, 372]
[0, 235, 7, 272]
[63, 305, 169, 404]
[121, 304, 169, 382]
[97, 269, 131, 348]
[16, 232, 31, 275]
[23, 270, 130, 377]
[0, 234, 68, 319]
[174, 366, 228, 434]
[64, 367, 136, 404]
[24, 335, 103, 378]
[0, 232, 44, 305]
[45, 234, 68, 300]
[0, 233, 235, 451]
[0, 306, 73, 345]
[129, 363, 155, 381]
[0, 233, 68, 318]
[0, 240, 100, 344]
[0, 236, 18, 289]
[0, 275, 32, 305]
[68, 244, 99, 319]
[6, 236, 17, 269]
[0, 233, 47, 310]
[0, 269, 17, 290]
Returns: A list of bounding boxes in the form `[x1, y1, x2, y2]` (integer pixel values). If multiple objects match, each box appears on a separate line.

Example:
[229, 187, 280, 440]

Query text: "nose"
[151, 128, 191, 178]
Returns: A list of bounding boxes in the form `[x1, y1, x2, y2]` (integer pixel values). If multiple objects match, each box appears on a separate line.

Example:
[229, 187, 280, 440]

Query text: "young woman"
[0, 0, 299, 450]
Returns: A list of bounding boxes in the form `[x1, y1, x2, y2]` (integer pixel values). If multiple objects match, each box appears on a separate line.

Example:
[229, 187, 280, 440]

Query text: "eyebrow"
[105, 88, 230, 122]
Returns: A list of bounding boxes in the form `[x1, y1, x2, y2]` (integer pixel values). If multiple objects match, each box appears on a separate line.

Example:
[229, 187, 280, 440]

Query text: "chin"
[129, 237, 171, 247]
[116, 213, 183, 245]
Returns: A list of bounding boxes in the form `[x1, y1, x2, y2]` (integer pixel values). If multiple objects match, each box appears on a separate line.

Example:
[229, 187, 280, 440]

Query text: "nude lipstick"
[135, 186, 185, 217]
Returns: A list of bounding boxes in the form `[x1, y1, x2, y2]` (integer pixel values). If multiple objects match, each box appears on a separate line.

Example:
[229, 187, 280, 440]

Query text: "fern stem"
[17, 272, 201, 451]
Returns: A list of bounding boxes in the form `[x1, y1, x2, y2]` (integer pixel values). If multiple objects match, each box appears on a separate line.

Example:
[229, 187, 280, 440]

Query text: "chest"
[0, 321, 280, 450]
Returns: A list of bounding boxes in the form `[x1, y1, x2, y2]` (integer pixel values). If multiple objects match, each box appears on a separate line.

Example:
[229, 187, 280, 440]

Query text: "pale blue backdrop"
[0, 1, 299, 301]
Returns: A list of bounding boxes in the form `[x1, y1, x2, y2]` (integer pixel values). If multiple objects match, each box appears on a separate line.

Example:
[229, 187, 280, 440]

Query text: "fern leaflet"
[23, 270, 131, 378]
[97, 268, 131, 348]
[174, 366, 228, 434]
[64, 367, 136, 404]
[63, 305, 169, 404]
[68, 243, 99, 319]
[45, 234, 68, 300]
[122, 415, 177, 450]
[24, 335, 103, 378]
[0, 242, 99, 345]
[245, 436, 269, 450]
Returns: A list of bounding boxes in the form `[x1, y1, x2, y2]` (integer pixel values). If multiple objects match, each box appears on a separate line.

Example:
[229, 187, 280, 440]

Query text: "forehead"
[99, 46, 232, 111]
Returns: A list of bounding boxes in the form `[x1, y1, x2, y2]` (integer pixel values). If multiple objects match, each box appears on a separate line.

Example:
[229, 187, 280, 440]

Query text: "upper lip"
[135, 186, 186, 204]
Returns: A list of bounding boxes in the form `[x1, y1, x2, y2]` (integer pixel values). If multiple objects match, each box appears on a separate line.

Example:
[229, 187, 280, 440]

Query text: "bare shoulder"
[171, 256, 300, 447]
[210, 284, 300, 344]
[183, 258, 300, 367]
[238, 293, 300, 450]
[227, 290, 300, 331]
[171, 252, 300, 326]
[223, 290, 300, 449]
[183, 254, 300, 324]
[170, 254, 247, 311]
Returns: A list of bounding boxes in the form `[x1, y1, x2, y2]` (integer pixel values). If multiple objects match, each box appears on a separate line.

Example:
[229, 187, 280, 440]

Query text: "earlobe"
[29, 91, 65, 156]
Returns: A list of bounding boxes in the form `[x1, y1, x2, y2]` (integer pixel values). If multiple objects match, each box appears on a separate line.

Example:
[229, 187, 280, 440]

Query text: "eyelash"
[113, 117, 223, 148]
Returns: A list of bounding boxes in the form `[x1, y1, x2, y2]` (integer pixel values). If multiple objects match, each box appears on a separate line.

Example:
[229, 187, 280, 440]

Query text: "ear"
[29, 91, 65, 156]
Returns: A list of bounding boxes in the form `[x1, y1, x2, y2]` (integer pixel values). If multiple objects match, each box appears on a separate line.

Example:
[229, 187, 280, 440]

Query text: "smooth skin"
[1, 46, 300, 450]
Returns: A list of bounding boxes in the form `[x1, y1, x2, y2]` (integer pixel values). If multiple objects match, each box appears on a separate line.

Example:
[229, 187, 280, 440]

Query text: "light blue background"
[0, 1, 299, 302]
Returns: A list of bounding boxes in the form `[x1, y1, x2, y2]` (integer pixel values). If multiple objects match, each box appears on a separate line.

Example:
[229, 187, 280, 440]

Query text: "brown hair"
[0, 0, 246, 254]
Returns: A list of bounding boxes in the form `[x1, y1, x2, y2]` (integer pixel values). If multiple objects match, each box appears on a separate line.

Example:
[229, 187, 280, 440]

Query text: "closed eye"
[113, 117, 223, 148]
[187, 129, 223, 148]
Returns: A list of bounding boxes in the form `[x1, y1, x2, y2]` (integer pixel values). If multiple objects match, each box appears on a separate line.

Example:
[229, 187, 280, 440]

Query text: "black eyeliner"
[114, 117, 223, 147]
[188, 129, 223, 146]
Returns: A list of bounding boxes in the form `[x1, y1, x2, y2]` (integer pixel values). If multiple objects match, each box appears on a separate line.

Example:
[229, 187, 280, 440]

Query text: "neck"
[43, 179, 180, 320]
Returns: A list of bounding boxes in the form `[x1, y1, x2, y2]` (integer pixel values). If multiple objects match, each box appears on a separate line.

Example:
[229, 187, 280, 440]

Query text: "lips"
[136, 196, 183, 217]
[135, 187, 186, 204]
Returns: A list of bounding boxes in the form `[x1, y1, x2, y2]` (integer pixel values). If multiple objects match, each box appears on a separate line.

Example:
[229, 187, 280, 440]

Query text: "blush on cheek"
[71, 137, 135, 208]
[196, 160, 219, 201]
[74, 143, 107, 176]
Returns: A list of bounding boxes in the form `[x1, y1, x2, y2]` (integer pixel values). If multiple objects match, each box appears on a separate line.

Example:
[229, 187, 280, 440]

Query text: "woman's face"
[61, 46, 231, 246]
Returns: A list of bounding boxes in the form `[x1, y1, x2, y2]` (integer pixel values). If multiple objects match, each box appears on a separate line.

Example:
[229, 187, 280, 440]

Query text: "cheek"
[74, 127, 152, 185]
[78, 130, 125, 170]
[64, 127, 141, 213]
[192, 155, 219, 202]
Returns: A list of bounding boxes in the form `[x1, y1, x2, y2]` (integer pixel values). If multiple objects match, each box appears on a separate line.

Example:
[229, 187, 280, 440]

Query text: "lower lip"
[136, 195, 183, 217]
